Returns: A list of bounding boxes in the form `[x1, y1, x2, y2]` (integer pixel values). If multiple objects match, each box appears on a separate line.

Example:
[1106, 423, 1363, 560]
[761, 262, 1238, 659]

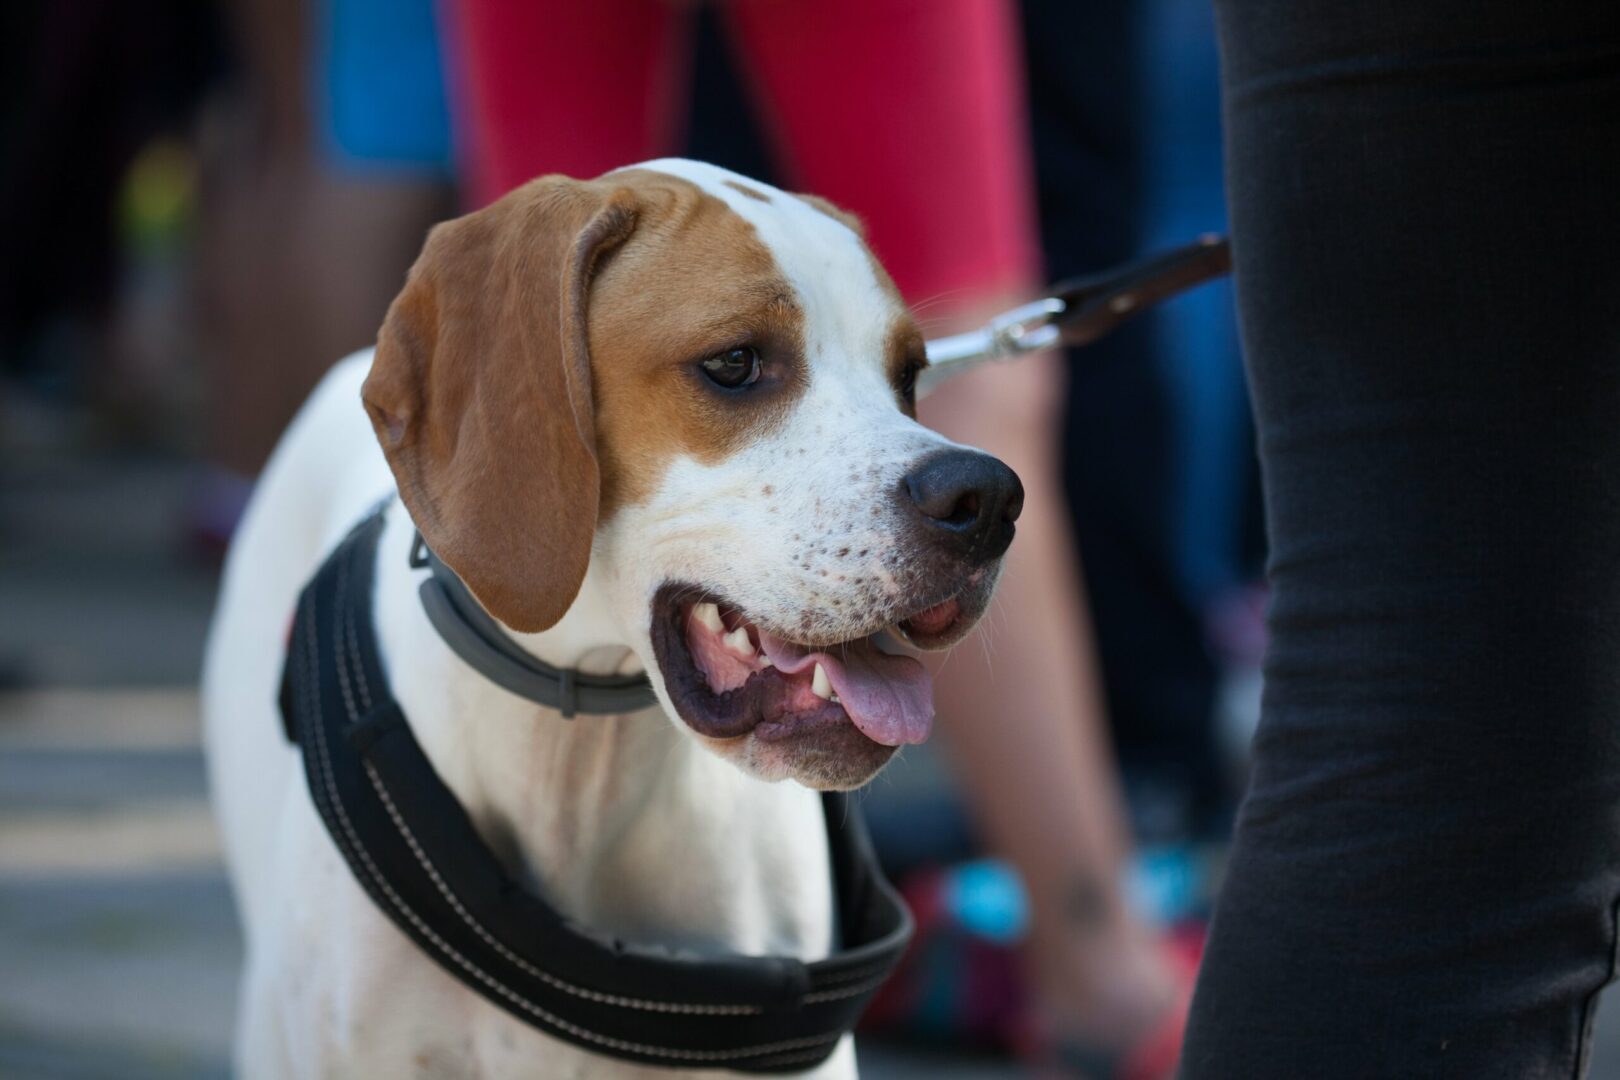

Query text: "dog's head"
[363, 160, 1021, 790]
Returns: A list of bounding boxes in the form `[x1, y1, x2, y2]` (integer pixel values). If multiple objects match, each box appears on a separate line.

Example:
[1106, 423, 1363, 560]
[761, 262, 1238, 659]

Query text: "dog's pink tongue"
[757, 632, 934, 746]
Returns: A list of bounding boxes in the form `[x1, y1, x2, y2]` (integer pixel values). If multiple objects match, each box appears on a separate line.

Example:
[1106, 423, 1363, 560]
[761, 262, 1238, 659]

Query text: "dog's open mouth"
[649, 585, 961, 747]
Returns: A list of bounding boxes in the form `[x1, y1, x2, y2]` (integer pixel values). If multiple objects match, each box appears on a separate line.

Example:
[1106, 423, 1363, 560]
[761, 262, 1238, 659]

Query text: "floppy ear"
[362, 176, 637, 633]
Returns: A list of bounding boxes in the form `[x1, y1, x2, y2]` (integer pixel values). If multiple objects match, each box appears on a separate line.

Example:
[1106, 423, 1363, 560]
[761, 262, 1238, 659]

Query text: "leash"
[280, 504, 912, 1072]
[921, 234, 1232, 393]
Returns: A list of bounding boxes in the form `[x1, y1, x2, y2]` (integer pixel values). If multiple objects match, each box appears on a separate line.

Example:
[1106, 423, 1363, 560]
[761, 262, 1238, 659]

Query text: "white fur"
[203, 160, 970, 1078]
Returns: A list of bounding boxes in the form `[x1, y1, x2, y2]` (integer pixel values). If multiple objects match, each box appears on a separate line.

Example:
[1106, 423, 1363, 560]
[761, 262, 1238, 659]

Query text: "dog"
[203, 159, 1022, 1078]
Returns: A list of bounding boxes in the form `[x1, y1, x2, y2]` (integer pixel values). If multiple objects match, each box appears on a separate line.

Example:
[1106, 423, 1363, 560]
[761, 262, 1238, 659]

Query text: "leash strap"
[921, 234, 1232, 389]
[409, 532, 657, 718]
[281, 506, 912, 1072]
[1047, 233, 1233, 348]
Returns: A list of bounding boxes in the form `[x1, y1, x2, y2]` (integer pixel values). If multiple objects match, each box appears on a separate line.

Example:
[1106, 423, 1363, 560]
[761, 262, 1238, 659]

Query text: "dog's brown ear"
[363, 176, 637, 633]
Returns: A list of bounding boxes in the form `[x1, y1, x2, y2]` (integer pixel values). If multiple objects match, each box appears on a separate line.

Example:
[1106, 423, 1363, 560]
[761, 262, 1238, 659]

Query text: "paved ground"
[3, 453, 1618, 1078]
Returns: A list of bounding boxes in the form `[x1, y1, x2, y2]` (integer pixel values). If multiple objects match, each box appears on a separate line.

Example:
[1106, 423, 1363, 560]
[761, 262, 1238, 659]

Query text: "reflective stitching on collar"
[359, 758, 763, 1017]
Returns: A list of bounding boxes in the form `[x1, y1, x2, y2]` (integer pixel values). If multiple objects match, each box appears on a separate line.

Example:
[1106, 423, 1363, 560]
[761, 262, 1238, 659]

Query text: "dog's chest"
[256, 519, 850, 1076]
[269, 682, 844, 1075]
[271, 791, 849, 1078]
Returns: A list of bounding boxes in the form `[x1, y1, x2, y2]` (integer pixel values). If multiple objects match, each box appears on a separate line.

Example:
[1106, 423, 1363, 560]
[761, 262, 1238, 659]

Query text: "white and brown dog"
[203, 159, 1021, 1078]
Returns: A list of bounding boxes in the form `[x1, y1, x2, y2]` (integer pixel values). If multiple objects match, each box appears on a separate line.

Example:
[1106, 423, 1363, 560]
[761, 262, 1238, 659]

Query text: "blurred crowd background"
[4, 0, 1252, 1074]
[7, 2, 1600, 1078]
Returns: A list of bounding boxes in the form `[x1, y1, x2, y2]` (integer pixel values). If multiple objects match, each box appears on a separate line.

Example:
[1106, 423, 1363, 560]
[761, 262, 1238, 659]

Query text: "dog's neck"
[368, 507, 835, 959]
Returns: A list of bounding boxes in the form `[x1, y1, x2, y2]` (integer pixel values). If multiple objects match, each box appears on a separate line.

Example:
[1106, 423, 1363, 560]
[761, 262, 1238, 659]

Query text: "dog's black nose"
[903, 450, 1023, 563]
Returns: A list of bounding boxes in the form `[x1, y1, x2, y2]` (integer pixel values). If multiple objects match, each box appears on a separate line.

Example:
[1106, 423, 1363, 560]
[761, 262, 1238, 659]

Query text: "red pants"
[440, 0, 1040, 308]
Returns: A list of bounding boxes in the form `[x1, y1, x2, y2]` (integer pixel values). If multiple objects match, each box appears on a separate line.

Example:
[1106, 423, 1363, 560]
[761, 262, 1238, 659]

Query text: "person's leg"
[1184, 1, 1620, 1075]
[439, 0, 687, 206]
[923, 353, 1186, 1057]
[722, 0, 1039, 311]
[1026, 0, 1229, 837]
[726, 0, 1181, 1057]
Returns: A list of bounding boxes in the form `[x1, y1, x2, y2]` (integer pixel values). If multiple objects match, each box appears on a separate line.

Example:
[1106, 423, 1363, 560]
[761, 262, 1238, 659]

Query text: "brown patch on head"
[795, 192, 865, 238]
[723, 179, 772, 203]
[585, 169, 806, 514]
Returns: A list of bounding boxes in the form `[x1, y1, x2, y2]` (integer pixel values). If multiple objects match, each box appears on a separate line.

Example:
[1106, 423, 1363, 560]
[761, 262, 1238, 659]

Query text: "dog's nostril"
[1003, 484, 1024, 524]
[946, 492, 980, 527]
[906, 472, 970, 525]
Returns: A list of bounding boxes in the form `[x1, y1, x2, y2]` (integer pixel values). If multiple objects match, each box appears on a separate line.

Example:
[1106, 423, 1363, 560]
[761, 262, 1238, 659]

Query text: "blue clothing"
[314, 0, 453, 175]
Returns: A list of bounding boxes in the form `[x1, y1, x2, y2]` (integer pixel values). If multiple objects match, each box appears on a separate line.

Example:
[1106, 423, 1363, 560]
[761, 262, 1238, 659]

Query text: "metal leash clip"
[920, 233, 1232, 394]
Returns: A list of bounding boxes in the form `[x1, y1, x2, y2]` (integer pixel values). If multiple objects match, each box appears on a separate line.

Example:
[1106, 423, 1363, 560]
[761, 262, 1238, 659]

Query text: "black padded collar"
[409, 532, 658, 718]
[279, 505, 912, 1072]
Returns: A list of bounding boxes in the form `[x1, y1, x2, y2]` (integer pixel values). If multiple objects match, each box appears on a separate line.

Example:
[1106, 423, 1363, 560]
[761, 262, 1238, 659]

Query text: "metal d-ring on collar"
[920, 233, 1233, 393]
[408, 533, 658, 718]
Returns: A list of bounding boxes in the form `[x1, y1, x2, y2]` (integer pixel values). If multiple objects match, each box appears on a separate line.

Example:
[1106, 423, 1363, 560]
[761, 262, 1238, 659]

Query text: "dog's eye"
[898, 359, 923, 407]
[700, 346, 762, 390]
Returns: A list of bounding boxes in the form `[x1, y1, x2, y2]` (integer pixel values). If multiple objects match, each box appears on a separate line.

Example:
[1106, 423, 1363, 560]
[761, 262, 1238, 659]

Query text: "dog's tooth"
[693, 602, 724, 634]
[811, 663, 833, 700]
[723, 626, 754, 656]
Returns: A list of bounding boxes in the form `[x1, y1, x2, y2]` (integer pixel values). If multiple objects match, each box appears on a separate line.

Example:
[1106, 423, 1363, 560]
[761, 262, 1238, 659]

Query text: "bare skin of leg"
[919, 346, 1180, 1054]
